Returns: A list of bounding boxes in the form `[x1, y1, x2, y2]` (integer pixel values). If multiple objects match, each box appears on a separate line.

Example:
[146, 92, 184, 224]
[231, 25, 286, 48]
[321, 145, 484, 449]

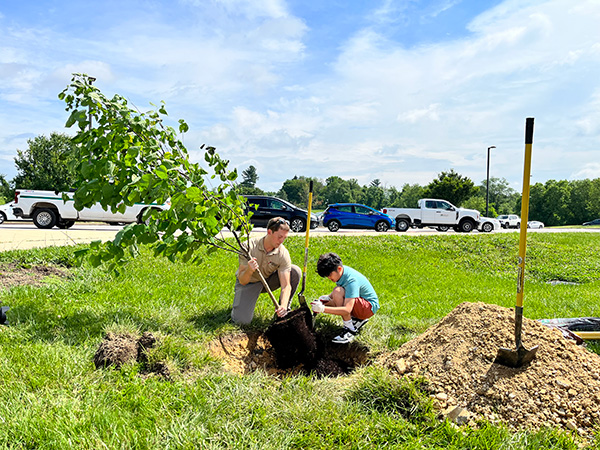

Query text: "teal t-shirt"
[336, 266, 379, 313]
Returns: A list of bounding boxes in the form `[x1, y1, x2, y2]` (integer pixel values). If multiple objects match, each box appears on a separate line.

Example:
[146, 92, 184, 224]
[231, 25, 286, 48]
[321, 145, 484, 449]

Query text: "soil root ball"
[265, 307, 318, 369]
[94, 332, 138, 368]
[94, 331, 159, 369]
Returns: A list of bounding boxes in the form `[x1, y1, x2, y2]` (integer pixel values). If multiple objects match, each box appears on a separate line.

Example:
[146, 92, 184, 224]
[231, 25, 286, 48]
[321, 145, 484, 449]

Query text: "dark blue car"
[321, 203, 394, 232]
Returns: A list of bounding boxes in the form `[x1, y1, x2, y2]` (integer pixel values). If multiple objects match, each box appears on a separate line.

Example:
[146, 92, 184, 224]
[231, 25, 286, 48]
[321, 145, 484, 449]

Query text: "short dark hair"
[317, 252, 343, 277]
[267, 217, 290, 232]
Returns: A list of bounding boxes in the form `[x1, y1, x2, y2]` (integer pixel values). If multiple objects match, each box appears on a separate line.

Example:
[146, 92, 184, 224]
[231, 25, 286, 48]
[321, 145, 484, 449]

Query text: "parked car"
[13, 189, 169, 229]
[528, 221, 544, 229]
[322, 203, 394, 232]
[497, 214, 520, 229]
[582, 218, 600, 226]
[382, 199, 479, 233]
[478, 217, 501, 233]
[0, 202, 30, 224]
[243, 195, 318, 232]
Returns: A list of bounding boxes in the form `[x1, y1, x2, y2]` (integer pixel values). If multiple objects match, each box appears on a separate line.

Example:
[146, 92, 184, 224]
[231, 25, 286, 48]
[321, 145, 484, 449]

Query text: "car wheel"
[482, 222, 494, 233]
[395, 219, 409, 232]
[58, 220, 75, 229]
[516, 222, 520, 229]
[0, 212, 6, 224]
[290, 217, 306, 232]
[460, 220, 475, 233]
[436, 226, 449, 232]
[327, 220, 341, 232]
[375, 220, 389, 232]
[33, 208, 58, 229]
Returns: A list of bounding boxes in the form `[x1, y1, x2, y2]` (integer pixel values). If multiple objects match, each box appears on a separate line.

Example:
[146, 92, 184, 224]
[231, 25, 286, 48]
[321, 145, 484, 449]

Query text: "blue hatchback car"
[321, 203, 394, 232]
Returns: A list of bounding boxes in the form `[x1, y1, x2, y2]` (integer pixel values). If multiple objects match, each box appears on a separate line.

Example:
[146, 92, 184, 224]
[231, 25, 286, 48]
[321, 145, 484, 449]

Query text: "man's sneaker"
[331, 327, 357, 344]
[351, 317, 369, 331]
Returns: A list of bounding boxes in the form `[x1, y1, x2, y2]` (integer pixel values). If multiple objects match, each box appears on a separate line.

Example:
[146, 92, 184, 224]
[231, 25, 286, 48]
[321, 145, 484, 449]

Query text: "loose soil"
[0, 263, 67, 289]
[210, 302, 600, 437]
[94, 331, 168, 377]
[378, 302, 600, 436]
[208, 328, 370, 377]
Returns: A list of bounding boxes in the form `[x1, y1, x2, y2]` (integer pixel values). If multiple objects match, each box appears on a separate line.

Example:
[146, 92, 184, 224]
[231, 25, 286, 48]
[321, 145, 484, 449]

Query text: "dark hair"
[267, 217, 290, 232]
[317, 252, 343, 277]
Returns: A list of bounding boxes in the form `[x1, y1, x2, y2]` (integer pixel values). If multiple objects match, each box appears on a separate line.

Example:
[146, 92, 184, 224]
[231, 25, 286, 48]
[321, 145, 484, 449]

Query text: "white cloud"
[2, 0, 600, 192]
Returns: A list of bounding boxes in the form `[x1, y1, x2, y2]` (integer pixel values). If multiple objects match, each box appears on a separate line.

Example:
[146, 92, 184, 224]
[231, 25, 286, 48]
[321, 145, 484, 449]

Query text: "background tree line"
[2, 133, 600, 226]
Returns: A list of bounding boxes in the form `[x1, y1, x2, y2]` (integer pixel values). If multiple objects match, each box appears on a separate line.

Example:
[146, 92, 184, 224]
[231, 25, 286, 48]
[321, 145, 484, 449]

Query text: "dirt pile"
[378, 302, 600, 436]
[94, 331, 168, 377]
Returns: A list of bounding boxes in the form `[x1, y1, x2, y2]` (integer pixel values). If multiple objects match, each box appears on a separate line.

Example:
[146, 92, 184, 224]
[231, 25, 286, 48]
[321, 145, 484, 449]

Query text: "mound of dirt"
[94, 332, 139, 368]
[94, 331, 162, 374]
[378, 302, 600, 436]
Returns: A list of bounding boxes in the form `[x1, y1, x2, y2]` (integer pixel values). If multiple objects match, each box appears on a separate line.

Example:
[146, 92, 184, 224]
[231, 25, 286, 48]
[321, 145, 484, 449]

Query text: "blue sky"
[1, 0, 600, 193]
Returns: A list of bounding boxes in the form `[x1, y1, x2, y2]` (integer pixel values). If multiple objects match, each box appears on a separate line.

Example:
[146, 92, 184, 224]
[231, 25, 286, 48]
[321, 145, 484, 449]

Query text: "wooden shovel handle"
[255, 267, 280, 309]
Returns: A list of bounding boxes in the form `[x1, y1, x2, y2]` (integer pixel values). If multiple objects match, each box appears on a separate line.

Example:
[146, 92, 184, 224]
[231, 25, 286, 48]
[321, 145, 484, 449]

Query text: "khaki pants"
[231, 265, 301, 324]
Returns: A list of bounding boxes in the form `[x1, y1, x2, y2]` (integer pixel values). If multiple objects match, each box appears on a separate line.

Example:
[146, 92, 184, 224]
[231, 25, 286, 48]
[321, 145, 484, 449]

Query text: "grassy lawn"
[0, 232, 599, 449]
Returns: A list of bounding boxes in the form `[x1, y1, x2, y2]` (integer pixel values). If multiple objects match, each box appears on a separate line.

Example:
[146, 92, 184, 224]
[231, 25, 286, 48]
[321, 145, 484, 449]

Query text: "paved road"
[0, 221, 596, 252]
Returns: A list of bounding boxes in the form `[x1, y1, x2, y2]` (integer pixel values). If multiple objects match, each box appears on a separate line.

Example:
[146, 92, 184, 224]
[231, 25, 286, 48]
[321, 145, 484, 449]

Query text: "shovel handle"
[242, 253, 280, 310]
[516, 118, 534, 308]
[301, 181, 314, 295]
[255, 267, 280, 309]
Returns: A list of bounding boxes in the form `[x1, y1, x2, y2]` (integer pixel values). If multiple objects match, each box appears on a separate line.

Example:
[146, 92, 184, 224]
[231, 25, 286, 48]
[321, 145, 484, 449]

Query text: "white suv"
[497, 214, 520, 229]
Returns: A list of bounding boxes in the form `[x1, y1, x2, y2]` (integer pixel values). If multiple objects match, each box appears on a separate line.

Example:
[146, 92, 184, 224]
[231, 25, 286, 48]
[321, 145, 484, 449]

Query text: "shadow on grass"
[8, 303, 175, 346]
[190, 307, 235, 332]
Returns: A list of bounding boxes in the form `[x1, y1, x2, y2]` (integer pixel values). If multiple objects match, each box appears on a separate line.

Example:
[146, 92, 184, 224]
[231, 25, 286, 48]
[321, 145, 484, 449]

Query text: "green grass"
[1, 233, 600, 449]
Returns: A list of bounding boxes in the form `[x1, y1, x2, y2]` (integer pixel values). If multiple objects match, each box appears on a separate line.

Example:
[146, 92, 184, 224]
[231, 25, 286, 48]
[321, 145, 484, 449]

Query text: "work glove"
[311, 300, 325, 314]
[318, 295, 332, 303]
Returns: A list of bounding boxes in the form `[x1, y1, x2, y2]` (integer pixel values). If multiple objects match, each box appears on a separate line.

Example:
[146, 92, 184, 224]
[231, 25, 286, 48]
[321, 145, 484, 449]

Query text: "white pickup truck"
[381, 199, 480, 233]
[12, 189, 168, 229]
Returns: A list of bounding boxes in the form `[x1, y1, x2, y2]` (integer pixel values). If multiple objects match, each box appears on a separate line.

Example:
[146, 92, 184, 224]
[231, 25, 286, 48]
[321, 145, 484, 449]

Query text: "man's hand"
[311, 300, 325, 314]
[275, 306, 289, 318]
[318, 295, 331, 303]
[247, 257, 259, 272]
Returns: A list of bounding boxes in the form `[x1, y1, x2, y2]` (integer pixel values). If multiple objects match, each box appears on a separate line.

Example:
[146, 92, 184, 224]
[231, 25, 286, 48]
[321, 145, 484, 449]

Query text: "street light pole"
[486, 145, 496, 217]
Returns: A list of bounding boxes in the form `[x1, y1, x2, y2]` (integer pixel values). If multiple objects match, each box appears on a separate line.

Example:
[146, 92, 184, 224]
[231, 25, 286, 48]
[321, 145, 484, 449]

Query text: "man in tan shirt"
[232, 217, 301, 324]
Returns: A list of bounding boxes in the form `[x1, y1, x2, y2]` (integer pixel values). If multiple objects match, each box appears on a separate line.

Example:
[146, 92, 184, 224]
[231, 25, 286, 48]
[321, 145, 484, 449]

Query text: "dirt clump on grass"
[94, 331, 167, 376]
[0, 263, 67, 289]
[378, 302, 600, 437]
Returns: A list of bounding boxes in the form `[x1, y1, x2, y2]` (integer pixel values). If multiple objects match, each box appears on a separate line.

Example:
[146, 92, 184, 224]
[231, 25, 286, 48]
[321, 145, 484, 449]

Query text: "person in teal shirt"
[312, 252, 379, 343]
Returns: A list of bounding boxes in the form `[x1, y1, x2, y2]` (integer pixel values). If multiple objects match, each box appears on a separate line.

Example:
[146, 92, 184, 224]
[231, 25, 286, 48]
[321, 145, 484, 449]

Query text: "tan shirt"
[236, 236, 292, 283]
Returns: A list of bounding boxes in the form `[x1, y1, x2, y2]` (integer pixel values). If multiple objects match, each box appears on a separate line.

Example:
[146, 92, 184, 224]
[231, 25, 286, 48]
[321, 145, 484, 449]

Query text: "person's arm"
[322, 298, 355, 317]
[275, 269, 292, 317]
[237, 257, 259, 285]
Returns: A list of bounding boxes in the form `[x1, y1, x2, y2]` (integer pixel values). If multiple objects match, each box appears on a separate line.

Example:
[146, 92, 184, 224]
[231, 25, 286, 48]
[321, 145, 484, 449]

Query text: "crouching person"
[312, 252, 380, 343]
[232, 217, 301, 324]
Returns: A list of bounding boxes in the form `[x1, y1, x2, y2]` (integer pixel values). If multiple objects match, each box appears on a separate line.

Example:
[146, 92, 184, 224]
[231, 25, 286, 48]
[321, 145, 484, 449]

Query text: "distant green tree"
[478, 177, 518, 216]
[278, 176, 307, 206]
[425, 169, 478, 207]
[322, 176, 351, 204]
[398, 183, 425, 208]
[0, 174, 11, 204]
[526, 179, 571, 226]
[277, 176, 324, 208]
[461, 196, 491, 217]
[568, 179, 593, 225]
[589, 178, 600, 220]
[240, 165, 259, 188]
[363, 179, 385, 209]
[13, 133, 78, 191]
[383, 186, 401, 207]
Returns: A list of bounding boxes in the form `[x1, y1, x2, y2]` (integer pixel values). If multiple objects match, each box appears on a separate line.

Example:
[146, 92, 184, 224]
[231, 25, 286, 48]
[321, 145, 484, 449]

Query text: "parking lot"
[1, 221, 593, 252]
